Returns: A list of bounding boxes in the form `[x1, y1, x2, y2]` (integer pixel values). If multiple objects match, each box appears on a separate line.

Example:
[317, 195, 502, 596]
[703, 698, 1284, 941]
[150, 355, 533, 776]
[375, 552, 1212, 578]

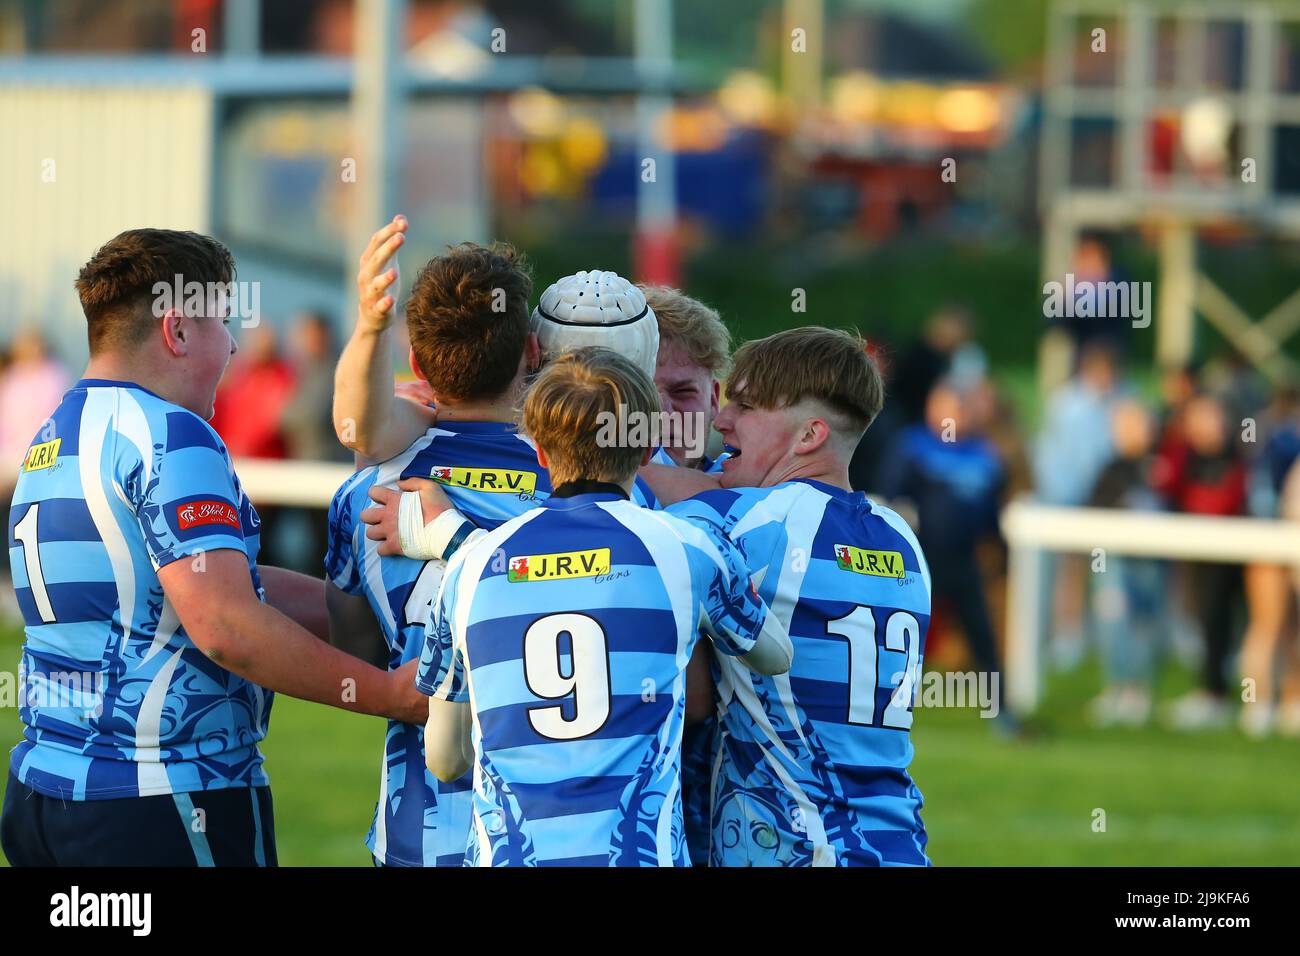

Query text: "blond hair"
[727, 327, 884, 438]
[523, 347, 661, 487]
[640, 285, 732, 378]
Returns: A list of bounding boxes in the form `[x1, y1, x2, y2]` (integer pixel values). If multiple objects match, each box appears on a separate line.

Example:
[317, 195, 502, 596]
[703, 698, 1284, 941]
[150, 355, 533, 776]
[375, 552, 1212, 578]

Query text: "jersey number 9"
[523, 613, 612, 740]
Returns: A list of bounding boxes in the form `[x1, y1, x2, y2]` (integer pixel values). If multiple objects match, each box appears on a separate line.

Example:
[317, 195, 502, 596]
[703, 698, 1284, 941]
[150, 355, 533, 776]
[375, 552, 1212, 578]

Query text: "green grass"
[1, 622, 1296, 866]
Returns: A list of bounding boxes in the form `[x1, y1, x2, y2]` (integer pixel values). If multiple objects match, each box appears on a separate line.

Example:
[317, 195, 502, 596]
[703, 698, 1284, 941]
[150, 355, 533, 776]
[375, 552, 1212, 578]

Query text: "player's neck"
[83, 353, 180, 404]
[770, 455, 852, 491]
[434, 399, 517, 425]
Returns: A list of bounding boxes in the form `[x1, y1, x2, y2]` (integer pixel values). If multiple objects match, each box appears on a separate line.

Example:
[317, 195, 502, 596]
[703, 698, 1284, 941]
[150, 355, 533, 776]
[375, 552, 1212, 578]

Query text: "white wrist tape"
[397, 491, 469, 561]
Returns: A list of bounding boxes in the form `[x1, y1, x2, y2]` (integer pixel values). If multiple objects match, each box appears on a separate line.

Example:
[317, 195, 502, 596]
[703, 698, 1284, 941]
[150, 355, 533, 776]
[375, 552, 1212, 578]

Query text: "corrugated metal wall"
[0, 86, 213, 364]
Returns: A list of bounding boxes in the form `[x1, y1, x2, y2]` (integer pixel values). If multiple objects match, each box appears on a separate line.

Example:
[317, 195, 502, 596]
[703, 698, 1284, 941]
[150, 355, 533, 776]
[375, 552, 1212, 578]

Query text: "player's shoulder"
[853, 494, 929, 577]
[447, 504, 546, 578]
[95, 383, 230, 469]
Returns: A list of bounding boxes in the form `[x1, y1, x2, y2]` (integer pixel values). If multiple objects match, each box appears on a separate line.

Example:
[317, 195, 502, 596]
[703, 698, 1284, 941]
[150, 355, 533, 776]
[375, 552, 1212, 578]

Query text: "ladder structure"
[1040, 0, 1300, 382]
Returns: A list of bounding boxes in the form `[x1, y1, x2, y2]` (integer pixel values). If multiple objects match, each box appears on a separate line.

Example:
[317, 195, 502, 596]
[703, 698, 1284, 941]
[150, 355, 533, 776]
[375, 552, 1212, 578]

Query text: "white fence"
[234, 459, 1300, 715]
[1000, 500, 1300, 713]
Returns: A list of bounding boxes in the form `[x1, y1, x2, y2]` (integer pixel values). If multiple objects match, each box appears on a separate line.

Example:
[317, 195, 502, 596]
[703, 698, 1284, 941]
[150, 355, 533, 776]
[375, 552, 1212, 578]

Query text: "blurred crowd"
[853, 296, 1300, 739]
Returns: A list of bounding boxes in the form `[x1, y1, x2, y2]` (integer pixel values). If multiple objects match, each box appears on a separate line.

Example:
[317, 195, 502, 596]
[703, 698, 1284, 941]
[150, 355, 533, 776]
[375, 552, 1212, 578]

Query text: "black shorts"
[1, 774, 277, 867]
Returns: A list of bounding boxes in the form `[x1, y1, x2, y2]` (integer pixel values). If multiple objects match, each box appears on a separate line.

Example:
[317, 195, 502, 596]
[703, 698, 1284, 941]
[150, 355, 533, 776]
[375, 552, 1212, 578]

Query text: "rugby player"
[646, 327, 933, 866]
[417, 347, 792, 865]
[1, 229, 426, 867]
[326, 236, 544, 866]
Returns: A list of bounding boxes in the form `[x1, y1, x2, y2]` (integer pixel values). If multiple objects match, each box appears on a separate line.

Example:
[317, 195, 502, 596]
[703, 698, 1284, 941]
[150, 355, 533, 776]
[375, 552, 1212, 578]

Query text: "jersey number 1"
[12, 503, 56, 624]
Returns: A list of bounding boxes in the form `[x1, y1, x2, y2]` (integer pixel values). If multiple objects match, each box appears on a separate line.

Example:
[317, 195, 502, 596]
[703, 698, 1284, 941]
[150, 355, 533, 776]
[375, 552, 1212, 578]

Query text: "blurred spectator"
[279, 310, 349, 574]
[1087, 399, 1167, 726]
[1057, 233, 1133, 357]
[890, 306, 978, 425]
[210, 325, 296, 567]
[1238, 387, 1300, 737]
[281, 310, 349, 463]
[210, 325, 296, 457]
[1033, 341, 1122, 668]
[0, 329, 70, 492]
[850, 335, 905, 493]
[1154, 392, 1247, 730]
[878, 378, 1012, 724]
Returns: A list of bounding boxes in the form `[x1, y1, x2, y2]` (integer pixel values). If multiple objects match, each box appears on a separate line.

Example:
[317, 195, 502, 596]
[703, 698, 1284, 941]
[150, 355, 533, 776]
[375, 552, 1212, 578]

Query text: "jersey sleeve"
[416, 555, 469, 701]
[324, 484, 364, 595]
[130, 412, 248, 570]
[685, 518, 767, 657]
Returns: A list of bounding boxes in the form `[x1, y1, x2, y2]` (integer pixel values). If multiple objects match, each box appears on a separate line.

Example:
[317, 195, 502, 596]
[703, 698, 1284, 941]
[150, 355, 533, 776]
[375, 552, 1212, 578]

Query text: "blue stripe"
[165, 411, 223, 453]
[8, 497, 100, 542]
[172, 793, 216, 866]
[476, 694, 673, 751]
[464, 606, 678, 667]
[249, 788, 266, 866]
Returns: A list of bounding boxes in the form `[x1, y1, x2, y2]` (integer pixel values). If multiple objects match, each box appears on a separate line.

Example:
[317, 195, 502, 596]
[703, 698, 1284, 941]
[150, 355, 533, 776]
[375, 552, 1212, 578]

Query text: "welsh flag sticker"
[507, 556, 530, 582]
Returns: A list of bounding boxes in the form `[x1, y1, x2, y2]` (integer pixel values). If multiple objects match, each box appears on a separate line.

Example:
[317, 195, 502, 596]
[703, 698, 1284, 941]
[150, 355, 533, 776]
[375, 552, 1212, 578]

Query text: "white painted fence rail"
[233, 458, 357, 508]
[1000, 500, 1300, 713]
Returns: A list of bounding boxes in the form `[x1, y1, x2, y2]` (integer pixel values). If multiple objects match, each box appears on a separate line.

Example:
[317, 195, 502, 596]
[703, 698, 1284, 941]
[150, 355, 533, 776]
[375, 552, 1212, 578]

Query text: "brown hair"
[727, 326, 884, 437]
[523, 347, 661, 486]
[406, 242, 533, 403]
[640, 285, 732, 378]
[75, 229, 236, 354]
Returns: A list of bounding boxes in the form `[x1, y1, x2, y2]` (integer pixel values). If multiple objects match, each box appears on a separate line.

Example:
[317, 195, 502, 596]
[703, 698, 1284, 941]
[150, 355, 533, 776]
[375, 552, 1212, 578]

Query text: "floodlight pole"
[348, 0, 407, 322]
[634, 0, 679, 285]
[222, 0, 260, 56]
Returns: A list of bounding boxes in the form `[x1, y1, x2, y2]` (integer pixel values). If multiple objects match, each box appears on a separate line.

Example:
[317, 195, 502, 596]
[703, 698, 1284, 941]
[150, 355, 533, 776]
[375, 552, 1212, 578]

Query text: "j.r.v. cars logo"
[429, 466, 536, 495]
[834, 544, 906, 578]
[22, 438, 61, 472]
[176, 500, 241, 531]
[507, 548, 611, 582]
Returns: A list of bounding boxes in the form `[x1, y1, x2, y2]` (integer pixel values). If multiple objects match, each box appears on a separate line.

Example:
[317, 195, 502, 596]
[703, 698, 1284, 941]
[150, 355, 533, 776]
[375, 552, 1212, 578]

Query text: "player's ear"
[708, 378, 721, 419]
[524, 332, 541, 373]
[536, 445, 550, 470]
[161, 308, 188, 357]
[639, 446, 654, 468]
[796, 417, 831, 456]
[408, 347, 428, 384]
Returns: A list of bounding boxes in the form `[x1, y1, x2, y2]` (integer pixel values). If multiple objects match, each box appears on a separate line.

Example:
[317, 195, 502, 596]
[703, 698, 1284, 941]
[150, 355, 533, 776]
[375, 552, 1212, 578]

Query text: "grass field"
[1, 622, 1296, 866]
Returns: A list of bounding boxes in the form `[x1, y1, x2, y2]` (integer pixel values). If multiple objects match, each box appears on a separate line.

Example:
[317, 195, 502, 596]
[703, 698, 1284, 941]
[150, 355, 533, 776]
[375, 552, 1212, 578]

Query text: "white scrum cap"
[530, 270, 660, 379]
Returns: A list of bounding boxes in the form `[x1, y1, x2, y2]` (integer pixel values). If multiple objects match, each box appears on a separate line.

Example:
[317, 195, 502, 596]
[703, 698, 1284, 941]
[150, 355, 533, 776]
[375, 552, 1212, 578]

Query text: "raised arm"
[160, 549, 427, 724]
[333, 215, 438, 461]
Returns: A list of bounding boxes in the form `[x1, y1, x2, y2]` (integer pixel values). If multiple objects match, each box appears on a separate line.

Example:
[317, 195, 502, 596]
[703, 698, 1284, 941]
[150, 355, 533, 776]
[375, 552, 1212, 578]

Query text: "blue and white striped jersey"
[327, 420, 539, 866]
[416, 490, 770, 867]
[668, 479, 931, 867]
[326, 421, 659, 866]
[6, 379, 269, 801]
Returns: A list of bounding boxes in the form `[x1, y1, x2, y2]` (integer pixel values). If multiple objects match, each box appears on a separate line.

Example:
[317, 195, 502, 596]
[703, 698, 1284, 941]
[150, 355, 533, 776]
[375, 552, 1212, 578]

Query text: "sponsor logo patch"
[429, 466, 536, 494]
[22, 439, 61, 472]
[833, 544, 906, 578]
[176, 500, 241, 531]
[507, 548, 611, 582]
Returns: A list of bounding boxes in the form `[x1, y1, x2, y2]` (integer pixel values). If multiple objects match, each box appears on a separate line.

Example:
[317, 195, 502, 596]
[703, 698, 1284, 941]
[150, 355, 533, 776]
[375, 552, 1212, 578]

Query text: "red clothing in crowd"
[209, 357, 297, 459]
[1151, 435, 1246, 516]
